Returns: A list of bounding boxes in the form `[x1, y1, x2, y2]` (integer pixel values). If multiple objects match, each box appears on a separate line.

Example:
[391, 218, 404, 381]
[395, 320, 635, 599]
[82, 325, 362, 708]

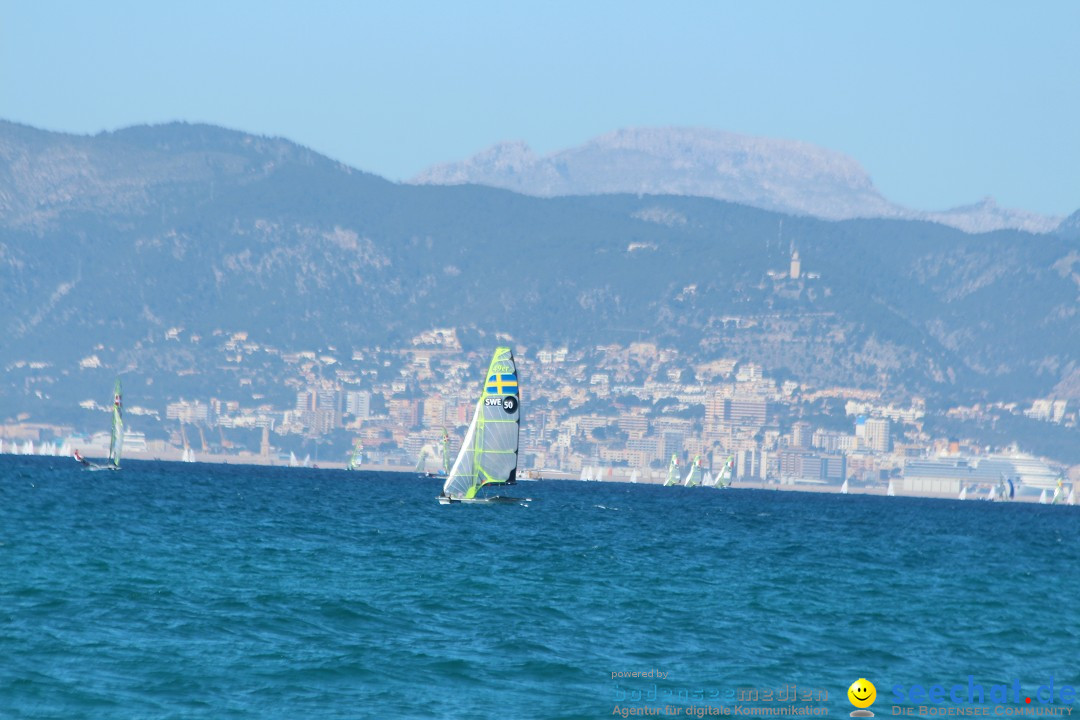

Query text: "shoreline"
[3, 452, 1067, 504]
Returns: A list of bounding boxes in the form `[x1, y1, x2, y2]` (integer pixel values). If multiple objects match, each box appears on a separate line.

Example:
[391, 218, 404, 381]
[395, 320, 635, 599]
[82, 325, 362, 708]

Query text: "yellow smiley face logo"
[848, 678, 877, 708]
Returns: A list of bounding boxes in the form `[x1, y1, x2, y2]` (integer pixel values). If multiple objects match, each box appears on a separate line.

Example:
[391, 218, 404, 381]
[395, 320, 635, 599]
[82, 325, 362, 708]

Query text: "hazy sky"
[2, 1, 1077, 216]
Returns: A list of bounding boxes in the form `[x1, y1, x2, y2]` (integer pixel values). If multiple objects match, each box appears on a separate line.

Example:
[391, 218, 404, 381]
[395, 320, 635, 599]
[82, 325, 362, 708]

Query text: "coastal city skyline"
[4, 249, 1073, 500]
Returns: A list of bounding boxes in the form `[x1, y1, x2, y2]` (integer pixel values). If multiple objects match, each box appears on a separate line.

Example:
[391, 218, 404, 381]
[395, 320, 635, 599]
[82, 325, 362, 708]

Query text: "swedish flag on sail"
[485, 373, 518, 396]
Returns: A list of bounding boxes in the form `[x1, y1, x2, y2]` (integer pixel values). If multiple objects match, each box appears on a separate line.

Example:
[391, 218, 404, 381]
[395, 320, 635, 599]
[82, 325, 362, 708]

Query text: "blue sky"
[2, 1, 1077, 216]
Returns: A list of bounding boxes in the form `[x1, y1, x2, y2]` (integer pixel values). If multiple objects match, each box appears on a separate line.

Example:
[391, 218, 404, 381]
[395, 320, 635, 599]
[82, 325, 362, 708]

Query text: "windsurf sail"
[347, 440, 363, 470]
[440, 347, 521, 500]
[108, 378, 124, 468]
[663, 454, 680, 486]
[440, 429, 451, 475]
[683, 454, 703, 487]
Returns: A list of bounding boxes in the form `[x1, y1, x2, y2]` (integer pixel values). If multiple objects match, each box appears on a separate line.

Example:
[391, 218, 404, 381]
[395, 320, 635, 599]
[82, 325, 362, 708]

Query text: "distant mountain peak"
[413, 126, 1061, 234]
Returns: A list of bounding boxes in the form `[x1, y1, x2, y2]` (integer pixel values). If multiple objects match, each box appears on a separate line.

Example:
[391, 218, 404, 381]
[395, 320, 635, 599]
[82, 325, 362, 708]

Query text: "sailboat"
[74, 378, 124, 471]
[683, 454, 704, 487]
[629, 469, 639, 484]
[438, 347, 525, 504]
[289, 451, 298, 468]
[1038, 488, 1048, 505]
[1051, 478, 1064, 505]
[663, 454, 681, 486]
[887, 479, 896, 497]
[1067, 485, 1076, 506]
[347, 440, 363, 471]
[439, 429, 452, 476]
[708, 454, 734, 489]
[958, 485, 968, 501]
[840, 479, 849, 495]
[414, 446, 429, 474]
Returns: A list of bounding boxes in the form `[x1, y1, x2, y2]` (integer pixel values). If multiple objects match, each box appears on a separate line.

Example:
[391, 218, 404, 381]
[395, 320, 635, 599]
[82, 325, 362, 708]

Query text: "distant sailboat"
[74, 378, 124, 471]
[347, 440, 363, 471]
[987, 485, 998, 502]
[438, 347, 524, 504]
[302, 453, 311, 468]
[629, 469, 639, 484]
[289, 451, 298, 468]
[1051, 479, 1064, 505]
[1039, 488, 1048, 505]
[1067, 486, 1076, 506]
[709, 454, 734, 489]
[959, 485, 968, 501]
[840, 479, 849, 495]
[683, 454, 703, 487]
[663, 454, 681, 487]
[887, 479, 896, 497]
[440, 429, 452, 476]
[414, 446, 429, 474]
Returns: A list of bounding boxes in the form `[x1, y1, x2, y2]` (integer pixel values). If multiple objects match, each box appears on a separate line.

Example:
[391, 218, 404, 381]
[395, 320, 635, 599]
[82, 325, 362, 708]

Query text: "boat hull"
[437, 495, 530, 505]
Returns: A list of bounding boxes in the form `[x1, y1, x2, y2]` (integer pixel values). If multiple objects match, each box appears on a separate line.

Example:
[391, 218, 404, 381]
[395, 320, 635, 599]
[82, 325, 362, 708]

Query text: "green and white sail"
[108, 378, 124, 468]
[441, 347, 521, 500]
[663, 454, 680, 486]
[440, 428, 452, 475]
[683, 454, 703, 487]
[711, 454, 734, 489]
[347, 440, 363, 470]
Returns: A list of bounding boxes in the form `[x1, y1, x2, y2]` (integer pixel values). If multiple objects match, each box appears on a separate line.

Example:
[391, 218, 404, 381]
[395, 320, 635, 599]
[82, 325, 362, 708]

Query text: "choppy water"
[2, 455, 1078, 719]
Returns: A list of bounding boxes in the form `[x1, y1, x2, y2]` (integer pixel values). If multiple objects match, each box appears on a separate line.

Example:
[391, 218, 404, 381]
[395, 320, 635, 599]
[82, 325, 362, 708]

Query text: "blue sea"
[2, 455, 1078, 719]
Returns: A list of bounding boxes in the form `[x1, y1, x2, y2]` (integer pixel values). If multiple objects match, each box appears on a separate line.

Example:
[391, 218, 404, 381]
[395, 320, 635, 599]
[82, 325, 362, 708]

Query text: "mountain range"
[412, 127, 1062, 234]
[1, 120, 1078, 427]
